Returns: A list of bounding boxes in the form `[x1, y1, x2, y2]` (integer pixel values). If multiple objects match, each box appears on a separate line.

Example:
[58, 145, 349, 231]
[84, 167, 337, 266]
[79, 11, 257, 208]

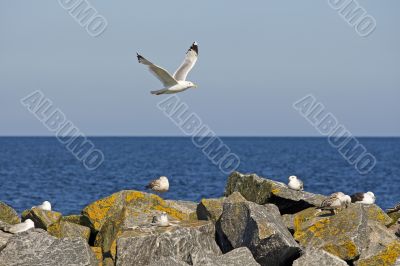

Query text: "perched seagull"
[145, 176, 169, 193]
[32, 201, 51, 211]
[7, 219, 35, 234]
[288, 175, 304, 191]
[137, 42, 199, 95]
[318, 192, 346, 214]
[386, 203, 400, 213]
[151, 212, 170, 227]
[351, 191, 375, 204]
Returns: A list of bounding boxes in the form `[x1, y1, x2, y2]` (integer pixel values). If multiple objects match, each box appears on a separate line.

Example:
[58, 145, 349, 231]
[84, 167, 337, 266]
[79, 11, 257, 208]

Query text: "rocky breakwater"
[0, 171, 398, 265]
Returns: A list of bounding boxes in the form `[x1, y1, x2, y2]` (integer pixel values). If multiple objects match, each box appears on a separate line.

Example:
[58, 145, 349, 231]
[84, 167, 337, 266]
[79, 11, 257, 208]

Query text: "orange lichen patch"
[91, 247, 103, 266]
[82, 193, 119, 231]
[323, 240, 359, 260]
[125, 191, 146, 203]
[357, 241, 400, 266]
[271, 187, 281, 195]
[365, 205, 393, 226]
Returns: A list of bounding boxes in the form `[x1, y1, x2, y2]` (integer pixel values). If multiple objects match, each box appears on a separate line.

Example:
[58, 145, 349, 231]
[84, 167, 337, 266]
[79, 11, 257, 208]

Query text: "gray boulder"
[149, 257, 189, 266]
[190, 247, 260, 266]
[217, 198, 301, 265]
[225, 172, 326, 214]
[293, 249, 348, 266]
[0, 231, 12, 251]
[0, 202, 19, 225]
[0, 229, 97, 266]
[116, 220, 221, 266]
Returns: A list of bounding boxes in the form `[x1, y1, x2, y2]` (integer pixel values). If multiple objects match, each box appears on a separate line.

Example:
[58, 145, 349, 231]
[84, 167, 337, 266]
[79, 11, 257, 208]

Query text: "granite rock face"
[0, 202, 20, 225]
[197, 197, 225, 223]
[82, 190, 198, 263]
[190, 247, 260, 266]
[225, 172, 326, 214]
[294, 203, 399, 263]
[218, 197, 300, 265]
[21, 208, 62, 230]
[0, 229, 97, 266]
[48, 220, 91, 241]
[116, 220, 221, 266]
[293, 248, 348, 266]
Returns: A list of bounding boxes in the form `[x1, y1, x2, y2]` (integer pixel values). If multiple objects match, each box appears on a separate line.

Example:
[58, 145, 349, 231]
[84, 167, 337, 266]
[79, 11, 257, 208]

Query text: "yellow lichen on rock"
[91, 247, 103, 266]
[356, 241, 400, 266]
[82, 193, 120, 232]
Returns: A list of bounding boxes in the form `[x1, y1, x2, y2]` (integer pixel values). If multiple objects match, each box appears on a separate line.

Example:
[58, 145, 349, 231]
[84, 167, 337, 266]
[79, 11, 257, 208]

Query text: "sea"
[0, 137, 398, 215]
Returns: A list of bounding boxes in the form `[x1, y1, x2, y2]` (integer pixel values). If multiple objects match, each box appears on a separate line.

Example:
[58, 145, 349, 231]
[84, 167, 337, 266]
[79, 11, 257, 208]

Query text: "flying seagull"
[145, 176, 169, 193]
[288, 175, 304, 191]
[137, 42, 199, 95]
[351, 191, 375, 204]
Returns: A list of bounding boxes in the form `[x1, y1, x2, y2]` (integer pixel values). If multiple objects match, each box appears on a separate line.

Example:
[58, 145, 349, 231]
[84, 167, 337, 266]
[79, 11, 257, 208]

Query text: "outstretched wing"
[173, 42, 198, 81]
[137, 53, 178, 87]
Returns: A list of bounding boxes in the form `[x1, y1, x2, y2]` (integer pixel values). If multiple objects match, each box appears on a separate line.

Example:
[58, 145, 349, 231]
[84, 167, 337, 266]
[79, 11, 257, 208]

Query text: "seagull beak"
[193, 84, 198, 88]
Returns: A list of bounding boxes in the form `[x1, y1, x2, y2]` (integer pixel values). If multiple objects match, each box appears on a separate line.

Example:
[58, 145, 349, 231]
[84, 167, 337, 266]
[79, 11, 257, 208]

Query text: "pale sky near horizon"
[1, 1, 399, 136]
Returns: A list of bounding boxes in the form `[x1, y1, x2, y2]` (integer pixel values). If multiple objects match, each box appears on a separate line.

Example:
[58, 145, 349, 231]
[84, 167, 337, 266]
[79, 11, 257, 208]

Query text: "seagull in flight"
[137, 42, 199, 95]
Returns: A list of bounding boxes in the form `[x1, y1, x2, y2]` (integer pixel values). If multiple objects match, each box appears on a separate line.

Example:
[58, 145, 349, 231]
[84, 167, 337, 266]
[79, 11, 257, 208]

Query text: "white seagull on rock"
[32, 201, 51, 211]
[351, 191, 375, 204]
[318, 192, 351, 214]
[137, 42, 199, 95]
[146, 176, 169, 193]
[288, 175, 304, 191]
[7, 219, 35, 234]
[152, 212, 170, 227]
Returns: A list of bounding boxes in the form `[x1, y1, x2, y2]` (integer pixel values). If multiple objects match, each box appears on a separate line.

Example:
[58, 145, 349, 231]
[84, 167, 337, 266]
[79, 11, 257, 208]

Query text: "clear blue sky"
[1, 1, 399, 136]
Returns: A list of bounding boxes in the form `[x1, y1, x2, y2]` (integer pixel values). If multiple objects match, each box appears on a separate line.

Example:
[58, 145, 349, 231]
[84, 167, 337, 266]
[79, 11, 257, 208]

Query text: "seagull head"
[185, 81, 197, 89]
[159, 176, 168, 181]
[42, 201, 51, 210]
[366, 191, 375, 199]
[289, 175, 297, 181]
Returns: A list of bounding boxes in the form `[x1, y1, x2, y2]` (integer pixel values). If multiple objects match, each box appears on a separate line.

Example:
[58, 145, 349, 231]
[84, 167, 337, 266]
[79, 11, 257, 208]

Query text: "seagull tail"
[150, 89, 167, 95]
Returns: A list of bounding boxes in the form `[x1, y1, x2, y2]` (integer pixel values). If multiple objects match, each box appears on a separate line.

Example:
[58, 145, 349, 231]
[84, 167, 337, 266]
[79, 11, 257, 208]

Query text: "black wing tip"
[137, 52, 144, 62]
[189, 42, 198, 55]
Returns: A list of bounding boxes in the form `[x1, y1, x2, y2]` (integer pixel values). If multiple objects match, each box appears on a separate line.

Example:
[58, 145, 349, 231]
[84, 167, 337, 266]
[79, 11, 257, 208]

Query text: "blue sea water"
[0, 137, 398, 215]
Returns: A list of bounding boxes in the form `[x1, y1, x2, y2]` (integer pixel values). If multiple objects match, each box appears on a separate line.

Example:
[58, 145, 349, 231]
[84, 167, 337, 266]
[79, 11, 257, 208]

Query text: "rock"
[225, 172, 326, 214]
[0, 231, 12, 251]
[149, 257, 189, 266]
[115, 220, 221, 266]
[165, 200, 198, 220]
[293, 248, 348, 266]
[21, 208, 62, 230]
[217, 198, 300, 265]
[91, 247, 103, 266]
[0, 229, 97, 266]
[293, 203, 399, 262]
[103, 257, 114, 266]
[82, 190, 198, 261]
[355, 241, 400, 266]
[197, 198, 224, 223]
[63, 214, 86, 225]
[281, 214, 295, 233]
[354, 221, 400, 266]
[388, 211, 400, 227]
[190, 247, 260, 266]
[48, 220, 91, 241]
[0, 202, 20, 225]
